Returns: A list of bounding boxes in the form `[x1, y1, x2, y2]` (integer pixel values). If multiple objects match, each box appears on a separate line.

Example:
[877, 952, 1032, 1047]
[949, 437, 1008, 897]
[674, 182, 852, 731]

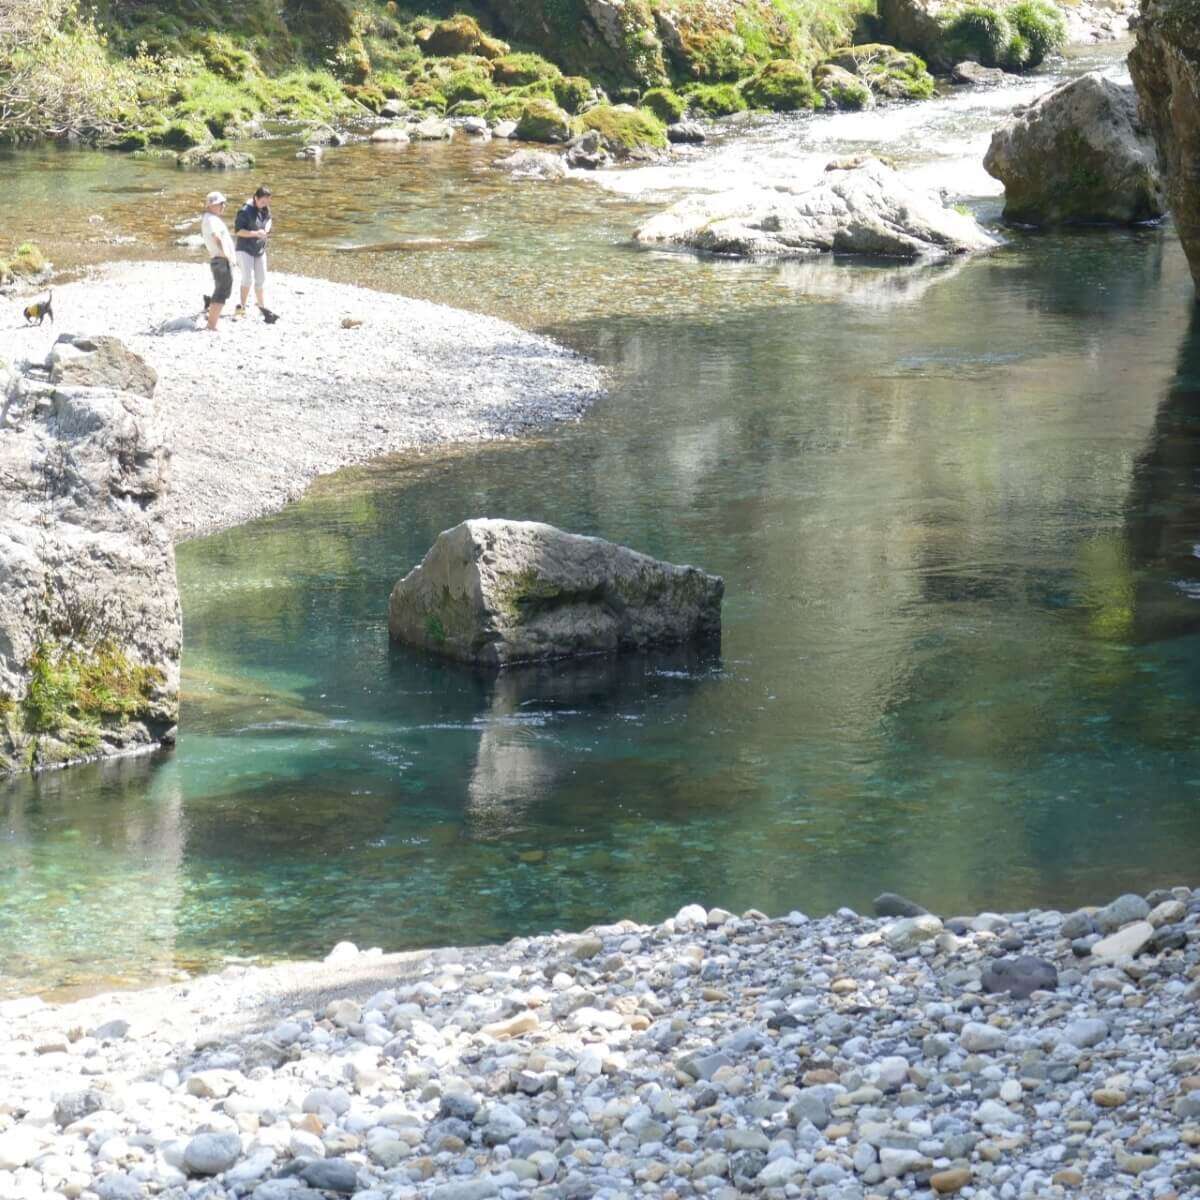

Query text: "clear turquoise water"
[5, 46, 1200, 998]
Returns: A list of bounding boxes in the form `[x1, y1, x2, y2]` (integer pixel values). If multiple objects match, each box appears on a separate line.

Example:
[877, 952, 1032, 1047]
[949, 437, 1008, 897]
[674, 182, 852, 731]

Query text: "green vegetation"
[681, 82, 748, 117]
[0, 0, 950, 149]
[579, 104, 668, 152]
[641, 86, 686, 123]
[16, 639, 164, 762]
[741, 60, 822, 110]
[935, 1, 1062, 72]
[0, 241, 48, 284]
[827, 44, 935, 100]
[514, 97, 572, 142]
[814, 64, 873, 109]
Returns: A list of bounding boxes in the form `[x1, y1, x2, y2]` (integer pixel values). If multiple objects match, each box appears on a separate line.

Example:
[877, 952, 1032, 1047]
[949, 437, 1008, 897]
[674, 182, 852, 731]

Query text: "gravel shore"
[0, 263, 603, 542]
[2, 888, 1198, 1200]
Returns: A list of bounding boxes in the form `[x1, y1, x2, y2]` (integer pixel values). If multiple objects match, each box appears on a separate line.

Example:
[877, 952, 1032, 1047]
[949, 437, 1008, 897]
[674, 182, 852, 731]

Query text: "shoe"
[233, 304, 246, 320]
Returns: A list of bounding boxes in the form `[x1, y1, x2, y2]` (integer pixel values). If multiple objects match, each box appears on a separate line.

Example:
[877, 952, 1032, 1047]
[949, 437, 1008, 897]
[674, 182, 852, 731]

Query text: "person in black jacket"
[234, 185, 273, 320]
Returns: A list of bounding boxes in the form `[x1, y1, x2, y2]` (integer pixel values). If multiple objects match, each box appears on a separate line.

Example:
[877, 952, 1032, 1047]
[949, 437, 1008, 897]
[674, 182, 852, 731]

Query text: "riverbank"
[0, 263, 604, 541]
[0, 887, 1195, 1200]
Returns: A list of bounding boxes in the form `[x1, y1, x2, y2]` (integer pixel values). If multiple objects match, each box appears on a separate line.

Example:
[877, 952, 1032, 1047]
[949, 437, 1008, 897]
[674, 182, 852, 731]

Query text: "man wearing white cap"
[200, 191, 236, 333]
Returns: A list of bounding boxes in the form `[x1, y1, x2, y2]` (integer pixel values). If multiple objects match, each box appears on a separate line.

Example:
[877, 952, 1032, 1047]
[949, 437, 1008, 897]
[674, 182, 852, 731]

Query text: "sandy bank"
[0, 263, 604, 542]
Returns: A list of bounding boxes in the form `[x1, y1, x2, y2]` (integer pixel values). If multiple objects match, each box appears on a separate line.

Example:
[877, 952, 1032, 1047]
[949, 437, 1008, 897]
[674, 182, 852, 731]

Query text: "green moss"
[641, 86, 686, 122]
[442, 68, 495, 105]
[404, 80, 447, 112]
[741, 59, 821, 110]
[827, 43, 935, 100]
[552, 75, 593, 113]
[484, 94, 529, 122]
[425, 614, 447, 644]
[514, 97, 573, 142]
[680, 82, 748, 116]
[579, 103, 668, 151]
[1008, 0, 1066, 67]
[492, 52, 561, 86]
[22, 640, 163, 740]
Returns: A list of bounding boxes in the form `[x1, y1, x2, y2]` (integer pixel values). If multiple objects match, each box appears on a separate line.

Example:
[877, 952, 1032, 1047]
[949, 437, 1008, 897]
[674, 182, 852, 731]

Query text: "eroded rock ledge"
[0, 345, 181, 772]
[1130, 0, 1200, 288]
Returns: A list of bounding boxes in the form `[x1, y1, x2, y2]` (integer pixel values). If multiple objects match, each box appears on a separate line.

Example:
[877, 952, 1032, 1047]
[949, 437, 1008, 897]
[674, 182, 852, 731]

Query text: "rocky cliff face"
[0, 342, 180, 772]
[1130, 0, 1200, 288]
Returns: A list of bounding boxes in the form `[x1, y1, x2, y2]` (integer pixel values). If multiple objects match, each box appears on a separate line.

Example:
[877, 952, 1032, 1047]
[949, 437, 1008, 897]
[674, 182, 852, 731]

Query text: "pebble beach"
[1, 888, 1198, 1200]
[0, 263, 604, 541]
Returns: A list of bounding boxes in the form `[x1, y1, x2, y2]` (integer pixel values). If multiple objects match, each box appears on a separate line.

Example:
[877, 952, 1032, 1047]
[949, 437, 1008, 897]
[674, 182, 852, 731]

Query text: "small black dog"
[260, 306, 279, 324]
[23, 290, 52, 326]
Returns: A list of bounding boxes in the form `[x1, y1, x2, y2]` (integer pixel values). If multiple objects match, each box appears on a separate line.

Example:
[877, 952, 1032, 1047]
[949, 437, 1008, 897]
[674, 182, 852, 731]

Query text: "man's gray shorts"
[237, 251, 266, 291]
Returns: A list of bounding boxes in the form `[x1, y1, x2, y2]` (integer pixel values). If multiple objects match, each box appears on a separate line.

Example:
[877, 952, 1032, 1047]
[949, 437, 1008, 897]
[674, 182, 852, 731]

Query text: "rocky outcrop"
[634, 158, 999, 259]
[1129, 0, 1200, 287]
[388, 519, 723, 666]
[984, 73, 1165, 225]
[0, 343, 180, 773]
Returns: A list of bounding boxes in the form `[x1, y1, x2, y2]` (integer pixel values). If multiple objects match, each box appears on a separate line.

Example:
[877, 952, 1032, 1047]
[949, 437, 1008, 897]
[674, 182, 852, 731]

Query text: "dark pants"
[209, 257, 233, 303]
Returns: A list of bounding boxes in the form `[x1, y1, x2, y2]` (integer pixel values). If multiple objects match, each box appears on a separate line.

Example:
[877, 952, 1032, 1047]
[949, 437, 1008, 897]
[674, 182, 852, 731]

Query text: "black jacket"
[234, 200, 270, 257]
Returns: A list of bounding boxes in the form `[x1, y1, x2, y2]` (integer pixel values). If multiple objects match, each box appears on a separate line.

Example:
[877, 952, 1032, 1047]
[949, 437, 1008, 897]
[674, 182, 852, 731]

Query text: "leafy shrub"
[1008, 0, 1067, 66]
[942, 6, 1014, 67]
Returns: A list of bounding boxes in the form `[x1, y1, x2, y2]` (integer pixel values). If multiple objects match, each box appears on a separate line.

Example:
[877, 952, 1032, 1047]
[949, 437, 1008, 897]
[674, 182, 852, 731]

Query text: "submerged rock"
[1130, 0, 1200, 288]
[495, 150, 568, 180]
[984, 73, 1165, 225]
[175, 145, 255, 170]
[369, 125, 410, 144]
[388, 518, 723, 666]
[634, 158, 998, 259]
[952, 60, 1008, 86]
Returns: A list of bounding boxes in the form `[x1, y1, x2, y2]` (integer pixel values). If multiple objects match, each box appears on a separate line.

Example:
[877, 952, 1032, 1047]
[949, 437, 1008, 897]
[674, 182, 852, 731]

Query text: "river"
[4, 42, 1200, 1000]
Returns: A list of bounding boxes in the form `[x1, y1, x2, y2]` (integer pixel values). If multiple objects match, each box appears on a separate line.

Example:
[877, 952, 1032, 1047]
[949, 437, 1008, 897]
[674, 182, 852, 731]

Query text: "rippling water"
[5, 42, 1200, 1000]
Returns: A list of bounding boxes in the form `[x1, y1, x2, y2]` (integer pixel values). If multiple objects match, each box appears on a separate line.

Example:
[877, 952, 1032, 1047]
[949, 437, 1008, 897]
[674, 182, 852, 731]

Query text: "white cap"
[205, 191, 227, 206]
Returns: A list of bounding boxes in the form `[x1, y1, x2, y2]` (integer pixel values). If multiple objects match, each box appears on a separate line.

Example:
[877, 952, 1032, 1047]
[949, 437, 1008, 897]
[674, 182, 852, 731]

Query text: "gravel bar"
[1, 888, 1198, 1200]
[0, 263, 604, 541]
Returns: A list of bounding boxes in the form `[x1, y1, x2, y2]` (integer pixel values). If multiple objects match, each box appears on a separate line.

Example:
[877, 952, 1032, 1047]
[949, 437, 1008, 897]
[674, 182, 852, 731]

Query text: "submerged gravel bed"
[1, 888, 1198, 1200]
[0, 263, 603, 541]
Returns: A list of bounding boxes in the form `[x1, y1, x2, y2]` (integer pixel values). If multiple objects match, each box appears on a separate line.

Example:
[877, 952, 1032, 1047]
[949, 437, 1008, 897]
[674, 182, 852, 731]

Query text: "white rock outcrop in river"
[388, 519, 723, 666]
[0, 343, 180, 772]
[634, 158, 999, 259]
[984, 72, 1166, 226]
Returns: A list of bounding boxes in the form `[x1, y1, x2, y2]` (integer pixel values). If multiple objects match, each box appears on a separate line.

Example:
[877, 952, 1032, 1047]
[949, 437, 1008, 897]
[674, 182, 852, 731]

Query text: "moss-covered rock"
[828, 44, 936, 100]
[681, 82, 748, 116]
[159, 118, 210, 149]
[420, 16, 507, 59]
[814, 63, 874, 109]
[515, 97, 574, 142]
[641, 86, 686, 122]
[492, 52, 562, 86]
[579, 103, 668, 154]
[442, 68, 496, 106]
[742, 60, 821, 110]
[552, 75, 595, 114]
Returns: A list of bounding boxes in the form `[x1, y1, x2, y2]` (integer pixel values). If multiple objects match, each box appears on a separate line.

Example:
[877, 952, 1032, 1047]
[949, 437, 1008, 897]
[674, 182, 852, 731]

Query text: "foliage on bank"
[0, 0, 1068, 150]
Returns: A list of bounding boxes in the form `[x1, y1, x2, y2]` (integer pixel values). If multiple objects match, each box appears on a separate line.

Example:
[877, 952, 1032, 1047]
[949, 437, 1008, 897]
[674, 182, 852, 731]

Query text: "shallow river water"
[4, 43, 1200, 999]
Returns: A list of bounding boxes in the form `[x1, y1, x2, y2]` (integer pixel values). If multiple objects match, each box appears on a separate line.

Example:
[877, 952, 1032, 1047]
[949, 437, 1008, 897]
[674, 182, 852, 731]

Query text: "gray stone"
[183, 1132, 242, 1176]
[952, 60, 1007, 86]
[873, 892, 928, 918]
[370, 125, 410, 144]
[680, 1050, 734, 1081]
[94, 1176, 145, 1200]
[960, 1022, 1007, 1053]
[411, 117, 454, 141]
[667, 120, 706, 144]
[431, 1181, 500, 1200]
[983, 73, 1165, 226]
[91, 1019, 132, 1041]
[177, 146, 256, 170]
[495, 150, 568, 180]
[300, 1158, 359, 1192]
[54, 1088, 109, 1127]
[1063, 1018, 1108, 1048]
[1096, 893, 1152, 932]
[1060, 910, 1096, 939]
[47, 335, 157, 397]
[981, 955, 1058, 999]
[388, 519, 723, 666]
[635, 158, 998, 260]
[884, 914, 945, 953]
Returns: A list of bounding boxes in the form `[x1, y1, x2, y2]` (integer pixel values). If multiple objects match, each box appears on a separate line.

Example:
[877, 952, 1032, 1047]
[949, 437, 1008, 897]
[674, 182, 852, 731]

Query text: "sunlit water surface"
[5, 43, 1200, 999]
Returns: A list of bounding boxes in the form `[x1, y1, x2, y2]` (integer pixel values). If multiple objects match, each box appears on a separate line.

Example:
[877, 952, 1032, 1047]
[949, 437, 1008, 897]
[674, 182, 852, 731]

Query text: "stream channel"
[4, 42, 1200, 999]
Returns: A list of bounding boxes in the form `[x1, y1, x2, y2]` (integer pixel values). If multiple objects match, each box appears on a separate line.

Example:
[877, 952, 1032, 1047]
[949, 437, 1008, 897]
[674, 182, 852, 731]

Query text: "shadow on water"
[1128, 306, 1200, 641]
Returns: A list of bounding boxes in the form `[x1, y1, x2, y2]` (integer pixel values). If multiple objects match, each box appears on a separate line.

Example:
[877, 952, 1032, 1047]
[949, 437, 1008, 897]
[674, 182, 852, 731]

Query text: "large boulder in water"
[388, 519, 723, 667]
[633, 158, 999, 259]
[1129, 0, 1200, 288]
[984, 73, 1165, 226]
